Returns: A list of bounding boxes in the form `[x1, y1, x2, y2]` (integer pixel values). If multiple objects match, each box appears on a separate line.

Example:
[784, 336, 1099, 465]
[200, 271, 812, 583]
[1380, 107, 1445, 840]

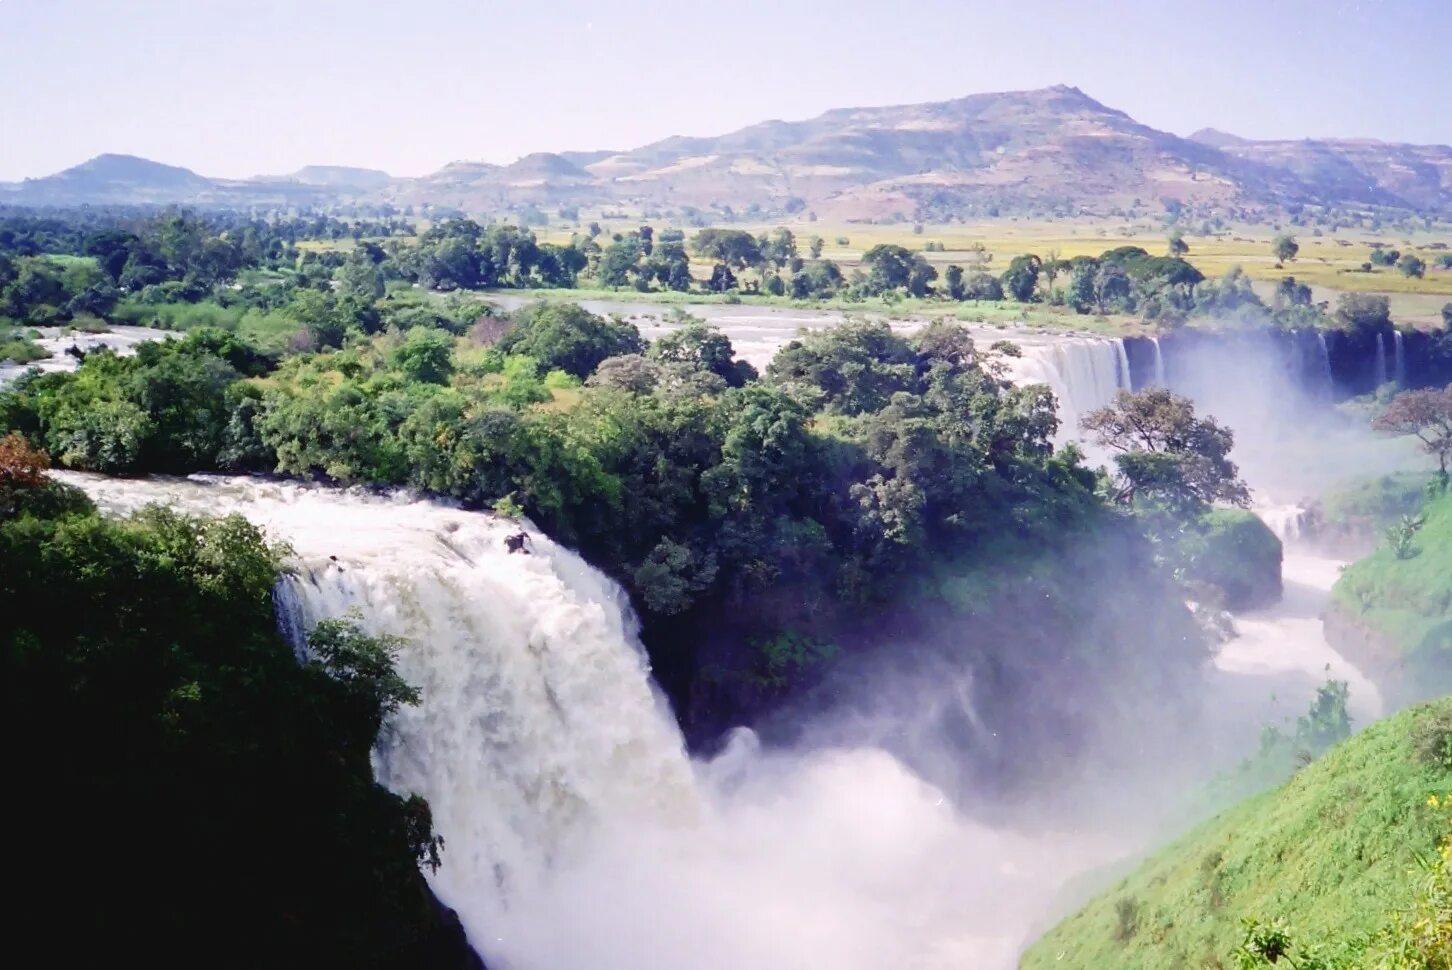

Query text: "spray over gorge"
[5, 43, 1452, 961]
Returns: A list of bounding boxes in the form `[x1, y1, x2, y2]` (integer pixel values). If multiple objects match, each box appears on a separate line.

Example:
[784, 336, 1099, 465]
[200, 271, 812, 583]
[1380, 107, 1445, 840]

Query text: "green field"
[483, 285, 1151, 335]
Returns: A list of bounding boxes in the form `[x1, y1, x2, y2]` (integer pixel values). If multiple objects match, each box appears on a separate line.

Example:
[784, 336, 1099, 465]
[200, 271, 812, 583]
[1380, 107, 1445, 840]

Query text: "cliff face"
[1322, 600, 1410, 702]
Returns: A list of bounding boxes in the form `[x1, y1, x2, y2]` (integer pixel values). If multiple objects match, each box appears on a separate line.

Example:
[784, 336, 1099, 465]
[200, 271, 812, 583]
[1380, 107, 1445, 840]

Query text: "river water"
[38, 300, 1395, 968]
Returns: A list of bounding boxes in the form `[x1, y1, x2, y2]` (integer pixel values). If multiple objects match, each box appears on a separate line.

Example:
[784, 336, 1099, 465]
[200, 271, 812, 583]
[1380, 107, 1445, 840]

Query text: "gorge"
[40, 310, 1416, 969]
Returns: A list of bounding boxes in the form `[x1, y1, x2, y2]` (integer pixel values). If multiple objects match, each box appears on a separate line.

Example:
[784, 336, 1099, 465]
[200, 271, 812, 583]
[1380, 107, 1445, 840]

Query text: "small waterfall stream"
[1393, 329, 1406, 387]
[1150, 337, 1166, 387]
[1375, 331, 1388, 387]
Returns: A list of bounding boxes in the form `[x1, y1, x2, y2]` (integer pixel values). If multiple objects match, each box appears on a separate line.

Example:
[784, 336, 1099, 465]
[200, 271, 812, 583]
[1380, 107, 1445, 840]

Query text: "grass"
[1332, 483, 1452, 680]
[483, 285, 1151, 336]
[110, 298, 299, 351]
[1020, 698, 1452, 969]
[1320, 471, 1433, 533]
[0, 326, 49, 365]
[535, 217, 1452, 327]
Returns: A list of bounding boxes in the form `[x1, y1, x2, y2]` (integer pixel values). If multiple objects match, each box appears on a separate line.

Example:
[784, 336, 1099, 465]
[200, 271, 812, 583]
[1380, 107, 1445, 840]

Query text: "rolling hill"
[5, 86, 1451, 219]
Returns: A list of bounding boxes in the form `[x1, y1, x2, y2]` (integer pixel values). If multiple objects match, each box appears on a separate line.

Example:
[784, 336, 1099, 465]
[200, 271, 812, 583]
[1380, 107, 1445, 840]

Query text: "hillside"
[1329, 483, 1452, 703]
[6, 86, 1452, 217]
[1192, 128, 1452, 214]
[0, 153, 340, 207]
[1020, 698, 1452, 969]
[279, 165, 394, 189]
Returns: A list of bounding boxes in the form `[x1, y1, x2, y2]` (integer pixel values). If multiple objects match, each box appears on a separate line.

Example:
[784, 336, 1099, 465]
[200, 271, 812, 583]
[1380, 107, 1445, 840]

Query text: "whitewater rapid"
[60, 472, 1120, 970]
[1207, 501, 1383, 760]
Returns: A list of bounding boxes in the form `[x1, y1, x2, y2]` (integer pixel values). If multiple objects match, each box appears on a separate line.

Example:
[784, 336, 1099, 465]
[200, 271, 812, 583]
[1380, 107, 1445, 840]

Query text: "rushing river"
[40, 302, 1398, 969]
[0, 324, 175, 384]
[55, 461, 1383, 970]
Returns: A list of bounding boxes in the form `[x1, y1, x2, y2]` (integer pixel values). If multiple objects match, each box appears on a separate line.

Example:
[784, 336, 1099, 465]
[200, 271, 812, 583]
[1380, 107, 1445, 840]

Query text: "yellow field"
[540, 216, 1452, 326]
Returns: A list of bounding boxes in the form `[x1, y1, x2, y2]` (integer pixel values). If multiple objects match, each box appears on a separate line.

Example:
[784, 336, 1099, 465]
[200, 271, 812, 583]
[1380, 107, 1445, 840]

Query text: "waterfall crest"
[1000, 335, 1133, 439]
[57, 471, 1124, 970]
[59, 473, 699, 929]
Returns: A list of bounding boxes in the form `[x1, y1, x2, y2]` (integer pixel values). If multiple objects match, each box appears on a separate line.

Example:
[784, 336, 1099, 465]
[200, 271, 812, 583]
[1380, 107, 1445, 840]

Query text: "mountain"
[277, 165, 394, 189]
[6, 88, 1451, 217]
[0, 153, 215, 205]
[1189, 128, 1452, 214]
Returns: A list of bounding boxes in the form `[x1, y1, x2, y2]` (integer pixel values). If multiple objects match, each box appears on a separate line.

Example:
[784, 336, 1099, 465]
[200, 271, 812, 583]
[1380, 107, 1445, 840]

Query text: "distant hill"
[6, 87, 1451, 218]
[0, 153, 215, 205]
[280, 165, 394, 189]
[1189, 128, 1452, 214]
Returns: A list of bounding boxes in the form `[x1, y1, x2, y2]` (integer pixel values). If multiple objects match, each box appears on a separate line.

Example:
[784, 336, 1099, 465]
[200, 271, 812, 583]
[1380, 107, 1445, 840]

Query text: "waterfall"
[58, 471, 1118, 970]
[1393, 330, 1406, 387]
[1315, 331, 1334, 397]
[1374, 331, 1388, 387]
[1255, 503, 1311, 543]
[1150, 337, 1166, 387]
[999, 336, 1133, 440]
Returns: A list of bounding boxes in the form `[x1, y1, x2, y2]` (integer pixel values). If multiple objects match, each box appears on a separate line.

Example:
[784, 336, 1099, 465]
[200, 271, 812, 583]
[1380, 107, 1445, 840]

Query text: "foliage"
[1176, 507, 1283, 609]
[1022, 700, 1452, 970]
[1083, 387, 1251, 514]
[1374, 386, 1452, 475]
[496, 301, 643, 378]
[1333, 293, 1393, 335]
[1333, 484, 1452, 697]
[1274, 233, 1300, 263]
[1, 485, 465, 964]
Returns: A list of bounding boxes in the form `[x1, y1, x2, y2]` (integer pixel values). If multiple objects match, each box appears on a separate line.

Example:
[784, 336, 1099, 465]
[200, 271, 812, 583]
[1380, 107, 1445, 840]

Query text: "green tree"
[1273, 233, 1299, 264]
[389, 326, 455, 384]
[943, 264, 966, 300]
[1373, 386, 1452, 475]
[596, 234, 645, 288]
[497, 302, 644, 378]
[691, 228, 763, 270]
[999, 254, 1043, 303]
[1333, 293, 1392, 335]
[1082, 388, 1251, 512]
[1397, 253, 1427, 278]
[1167, 231, 1189, 257]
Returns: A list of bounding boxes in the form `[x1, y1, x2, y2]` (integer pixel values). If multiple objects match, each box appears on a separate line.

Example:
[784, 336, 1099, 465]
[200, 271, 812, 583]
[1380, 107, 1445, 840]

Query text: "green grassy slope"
[1021, 699, 1452, 969]
[1332, 485, 1452, 693]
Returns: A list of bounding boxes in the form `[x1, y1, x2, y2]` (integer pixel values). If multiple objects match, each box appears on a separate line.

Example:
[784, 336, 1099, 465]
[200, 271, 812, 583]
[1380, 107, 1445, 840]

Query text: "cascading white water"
[1210, 499, 1383, 749]
[1393, 329, 1406, 387]
[1316, 331, 1334, 393]
[999, 336, 1134, 440]
[1375, 331, 1388, 387]
[1150, 337, 1166, 387]
[58, 471, 1123, 970]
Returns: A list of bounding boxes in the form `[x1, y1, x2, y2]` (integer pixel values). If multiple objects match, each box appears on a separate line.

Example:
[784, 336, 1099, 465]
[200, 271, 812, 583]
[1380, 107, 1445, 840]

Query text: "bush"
[498, 302, 643, 378]
[1180, 508, 1282, 609]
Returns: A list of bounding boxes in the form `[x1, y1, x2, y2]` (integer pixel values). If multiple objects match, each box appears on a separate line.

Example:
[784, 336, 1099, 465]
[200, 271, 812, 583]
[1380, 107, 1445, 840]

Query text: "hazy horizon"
[1, 0, 1449, 182]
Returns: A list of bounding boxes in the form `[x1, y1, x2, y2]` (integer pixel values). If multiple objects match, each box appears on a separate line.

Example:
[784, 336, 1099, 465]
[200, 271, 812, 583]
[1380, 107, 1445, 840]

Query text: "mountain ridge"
[6, 87, 1450, 218]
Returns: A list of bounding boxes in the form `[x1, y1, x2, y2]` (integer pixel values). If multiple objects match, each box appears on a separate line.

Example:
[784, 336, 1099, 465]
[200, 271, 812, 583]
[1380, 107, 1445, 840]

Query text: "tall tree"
[1372, 386, 1452, 476]
[1272, 233, 1299, 264]
[1082, 388, 1250, 512]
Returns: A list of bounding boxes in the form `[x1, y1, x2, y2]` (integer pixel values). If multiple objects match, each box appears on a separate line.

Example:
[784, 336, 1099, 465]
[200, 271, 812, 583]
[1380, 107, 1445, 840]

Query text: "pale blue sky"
[0, 0, 1447, 181]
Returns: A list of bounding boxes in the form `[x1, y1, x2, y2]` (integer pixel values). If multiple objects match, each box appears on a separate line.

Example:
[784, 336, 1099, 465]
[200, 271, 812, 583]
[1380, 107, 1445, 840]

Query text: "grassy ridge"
[1333, 484, 1452, 690]
[1021, 699, 1452, 969]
